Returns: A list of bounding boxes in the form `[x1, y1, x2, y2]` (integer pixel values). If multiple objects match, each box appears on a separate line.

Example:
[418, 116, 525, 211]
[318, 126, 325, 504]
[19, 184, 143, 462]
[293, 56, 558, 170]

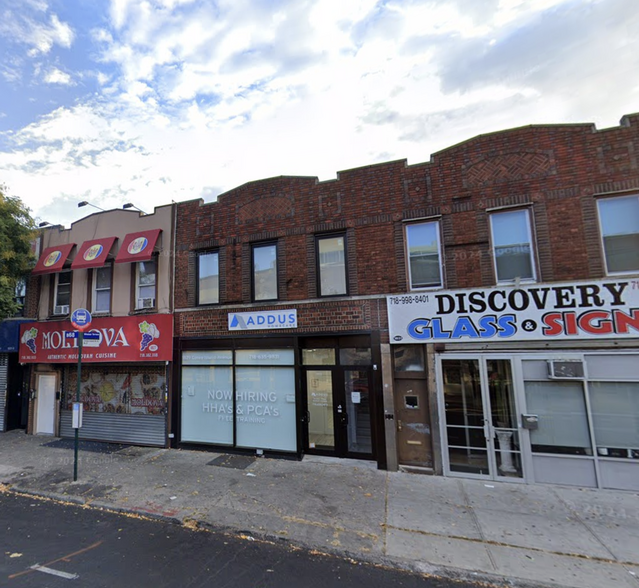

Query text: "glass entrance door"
[304, 367, 374, 458]
[440, 357, 523, 480]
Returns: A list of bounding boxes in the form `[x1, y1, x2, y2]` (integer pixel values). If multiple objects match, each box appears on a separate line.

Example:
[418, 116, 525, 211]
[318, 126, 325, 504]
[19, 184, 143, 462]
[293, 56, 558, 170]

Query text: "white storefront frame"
[436, 350, 639, 491]
[436, 353, 529, 484]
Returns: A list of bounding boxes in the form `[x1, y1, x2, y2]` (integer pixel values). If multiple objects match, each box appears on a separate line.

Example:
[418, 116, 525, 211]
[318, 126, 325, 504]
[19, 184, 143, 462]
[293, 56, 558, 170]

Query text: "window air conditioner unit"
[138, 297, 155, 309]
[547, 360, 584, 379]
[54, 304, 70, 315]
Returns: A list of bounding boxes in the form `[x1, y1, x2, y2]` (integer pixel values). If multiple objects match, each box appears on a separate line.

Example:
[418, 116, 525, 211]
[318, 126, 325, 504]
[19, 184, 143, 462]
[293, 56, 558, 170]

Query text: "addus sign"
[387, 279, 639, 343]
[228, 309, 297, 331]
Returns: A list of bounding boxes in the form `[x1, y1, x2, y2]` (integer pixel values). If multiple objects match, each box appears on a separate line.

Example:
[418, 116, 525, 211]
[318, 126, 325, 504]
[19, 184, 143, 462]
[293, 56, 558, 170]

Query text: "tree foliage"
[0, 186, 36, 319]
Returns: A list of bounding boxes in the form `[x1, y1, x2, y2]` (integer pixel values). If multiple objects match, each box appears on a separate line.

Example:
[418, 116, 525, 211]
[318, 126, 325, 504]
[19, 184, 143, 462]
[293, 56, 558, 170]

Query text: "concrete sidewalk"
[1, 430, 638, 588]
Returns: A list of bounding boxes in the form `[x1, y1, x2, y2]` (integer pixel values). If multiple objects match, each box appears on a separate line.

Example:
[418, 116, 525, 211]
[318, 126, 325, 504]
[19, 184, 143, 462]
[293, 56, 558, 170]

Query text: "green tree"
[0, 187, 36, 318]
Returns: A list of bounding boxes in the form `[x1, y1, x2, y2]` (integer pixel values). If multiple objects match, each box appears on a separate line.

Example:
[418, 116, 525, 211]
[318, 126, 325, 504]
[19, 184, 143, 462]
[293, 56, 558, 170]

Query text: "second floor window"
[252, 243, 278, 301]
[136, 260, 156, 309]
[53, 270, 71, 314]
[198, 251, 219, 304]
[490, 209, 536, 283]
[317, 234, 347, 296]
[405, 222, 442, 289]
[597, 195, 639, 274]
[93, 266, 112, 314]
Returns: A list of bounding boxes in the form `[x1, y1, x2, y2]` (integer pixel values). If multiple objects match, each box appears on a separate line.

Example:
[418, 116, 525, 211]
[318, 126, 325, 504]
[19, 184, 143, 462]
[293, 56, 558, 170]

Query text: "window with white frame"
[490, 209, 536, 283]
[93, 265, 112, 314]
[53, 270, 71, 314]
[317, 234, 347, 296]
[597, 195, 639, 274]
[136, 260, 156, 309]
[252, 243, 277, 301]
[198, 251, 219, 305]
[405, 221, 443, 289]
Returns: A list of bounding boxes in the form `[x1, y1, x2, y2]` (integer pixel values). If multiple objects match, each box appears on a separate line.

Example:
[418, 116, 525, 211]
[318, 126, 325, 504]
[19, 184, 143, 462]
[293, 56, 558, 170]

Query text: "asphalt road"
[0, 490, 487, 588]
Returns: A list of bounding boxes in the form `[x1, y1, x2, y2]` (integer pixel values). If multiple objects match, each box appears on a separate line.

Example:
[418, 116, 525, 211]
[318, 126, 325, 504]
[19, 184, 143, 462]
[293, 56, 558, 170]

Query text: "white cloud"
[44, 67, 74, 85]
[0, 0, 637, 228]
[3, 12, 75, 56]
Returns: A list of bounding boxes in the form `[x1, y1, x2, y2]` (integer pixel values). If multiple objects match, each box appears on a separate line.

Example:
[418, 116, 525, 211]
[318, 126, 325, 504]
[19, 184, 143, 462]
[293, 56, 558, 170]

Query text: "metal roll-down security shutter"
[0, 354, 8, 432]
[59, 363, 167, 447]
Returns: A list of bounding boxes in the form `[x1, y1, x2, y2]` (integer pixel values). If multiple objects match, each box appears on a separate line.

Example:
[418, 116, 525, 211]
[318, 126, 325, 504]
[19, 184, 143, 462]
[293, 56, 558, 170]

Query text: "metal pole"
[73, 331, 83, 481]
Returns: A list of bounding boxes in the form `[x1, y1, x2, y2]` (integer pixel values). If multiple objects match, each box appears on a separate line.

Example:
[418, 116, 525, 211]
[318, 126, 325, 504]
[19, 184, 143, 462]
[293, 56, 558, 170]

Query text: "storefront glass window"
[236, 349, 294, 366]
[182, 350, 233, 365]
[306, 370, 334, 449]
[339, 348, 371, 365]
[302, 349, 335, 366]
[181, 349, 296, 452]
[181, 366, 233, 445]
[67, 368, 165, 415]
[589, 381, 639, 458]
[236, 366, 296, 451]
[524, 381, 592, 455]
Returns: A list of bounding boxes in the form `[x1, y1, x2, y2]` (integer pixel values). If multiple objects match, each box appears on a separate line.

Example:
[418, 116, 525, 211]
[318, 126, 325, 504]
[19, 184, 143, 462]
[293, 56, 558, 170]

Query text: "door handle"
[397, 419, 403, 431]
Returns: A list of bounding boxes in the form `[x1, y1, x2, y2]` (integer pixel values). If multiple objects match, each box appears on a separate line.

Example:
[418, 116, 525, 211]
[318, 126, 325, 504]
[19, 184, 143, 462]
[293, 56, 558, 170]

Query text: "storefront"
[0, 319, 29, 433]
[387, 279, 639, 490]
[19, 313, 173, 446]
[174, 310, 385, 465]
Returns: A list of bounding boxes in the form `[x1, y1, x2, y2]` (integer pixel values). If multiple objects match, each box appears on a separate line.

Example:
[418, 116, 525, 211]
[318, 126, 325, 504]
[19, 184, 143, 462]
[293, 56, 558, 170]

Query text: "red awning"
[71, 237, 117, 270]
[32, 243, 76, 275]
[114, 229, 162, 263]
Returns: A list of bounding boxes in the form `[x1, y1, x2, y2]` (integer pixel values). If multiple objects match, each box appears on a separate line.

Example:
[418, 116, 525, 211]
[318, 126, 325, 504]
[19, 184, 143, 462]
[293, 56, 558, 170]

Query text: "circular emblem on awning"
[83, 244, 104, 261]
[127, 237, 148, 255]
[43, 250, 62, 267]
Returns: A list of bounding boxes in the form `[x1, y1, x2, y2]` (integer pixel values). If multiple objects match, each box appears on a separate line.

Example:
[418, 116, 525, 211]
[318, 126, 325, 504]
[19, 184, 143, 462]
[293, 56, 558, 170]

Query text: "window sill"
[129, 308, 158, 315]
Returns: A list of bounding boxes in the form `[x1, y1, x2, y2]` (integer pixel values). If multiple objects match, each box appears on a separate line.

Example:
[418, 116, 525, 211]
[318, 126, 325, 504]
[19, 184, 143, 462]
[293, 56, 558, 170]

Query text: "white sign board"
[228, 310, 297, 331]
[387, 279, 639, 343]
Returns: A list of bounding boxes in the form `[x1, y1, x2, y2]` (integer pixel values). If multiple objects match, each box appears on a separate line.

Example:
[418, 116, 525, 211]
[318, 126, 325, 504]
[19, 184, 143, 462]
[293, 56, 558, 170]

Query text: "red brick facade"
[174, 113, 639, 336]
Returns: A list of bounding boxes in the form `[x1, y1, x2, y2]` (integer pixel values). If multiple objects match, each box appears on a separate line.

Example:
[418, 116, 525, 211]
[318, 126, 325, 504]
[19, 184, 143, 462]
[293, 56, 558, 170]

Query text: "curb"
[1, 482, 569, 588]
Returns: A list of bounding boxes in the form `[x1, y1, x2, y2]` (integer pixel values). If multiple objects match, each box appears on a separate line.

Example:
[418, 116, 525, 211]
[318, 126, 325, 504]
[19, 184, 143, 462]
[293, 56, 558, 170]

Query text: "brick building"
[171, 113, 639, 486]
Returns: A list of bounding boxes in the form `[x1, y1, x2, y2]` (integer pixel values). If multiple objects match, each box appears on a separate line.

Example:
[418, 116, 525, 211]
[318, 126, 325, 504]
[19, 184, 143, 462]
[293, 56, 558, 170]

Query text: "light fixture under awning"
[114, 229, 162, 264]
[32, 243, 76, 275]
[71, 237, 117, 270]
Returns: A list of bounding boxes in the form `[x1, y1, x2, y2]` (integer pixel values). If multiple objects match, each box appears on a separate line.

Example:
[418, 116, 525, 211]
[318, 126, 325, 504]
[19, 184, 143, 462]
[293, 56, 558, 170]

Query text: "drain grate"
[208, 454, 256, 470]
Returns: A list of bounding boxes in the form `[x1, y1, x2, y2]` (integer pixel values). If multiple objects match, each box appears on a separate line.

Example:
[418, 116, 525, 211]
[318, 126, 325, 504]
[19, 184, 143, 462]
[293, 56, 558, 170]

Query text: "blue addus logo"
[230, 312, 296, 329]
[407, 314, 517, 340]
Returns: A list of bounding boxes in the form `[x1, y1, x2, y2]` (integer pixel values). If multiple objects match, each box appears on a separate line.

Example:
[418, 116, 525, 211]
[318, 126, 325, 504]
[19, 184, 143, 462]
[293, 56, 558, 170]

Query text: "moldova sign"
[20, 313, 173, 363]
[387, 278, 639, 343]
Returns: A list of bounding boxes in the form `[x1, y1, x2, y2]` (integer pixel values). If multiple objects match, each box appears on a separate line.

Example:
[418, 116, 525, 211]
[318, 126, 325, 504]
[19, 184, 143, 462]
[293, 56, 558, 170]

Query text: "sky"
[0, 0, 637, 228]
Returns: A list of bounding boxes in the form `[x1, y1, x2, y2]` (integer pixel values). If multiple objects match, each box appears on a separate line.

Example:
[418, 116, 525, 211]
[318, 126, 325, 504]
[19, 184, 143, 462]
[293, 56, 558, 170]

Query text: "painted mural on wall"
[66, 371, 165, 415]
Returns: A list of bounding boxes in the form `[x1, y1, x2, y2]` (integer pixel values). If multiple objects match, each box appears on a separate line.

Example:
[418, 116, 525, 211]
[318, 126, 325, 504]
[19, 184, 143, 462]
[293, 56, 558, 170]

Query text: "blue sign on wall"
[0, 320, 30, 353]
